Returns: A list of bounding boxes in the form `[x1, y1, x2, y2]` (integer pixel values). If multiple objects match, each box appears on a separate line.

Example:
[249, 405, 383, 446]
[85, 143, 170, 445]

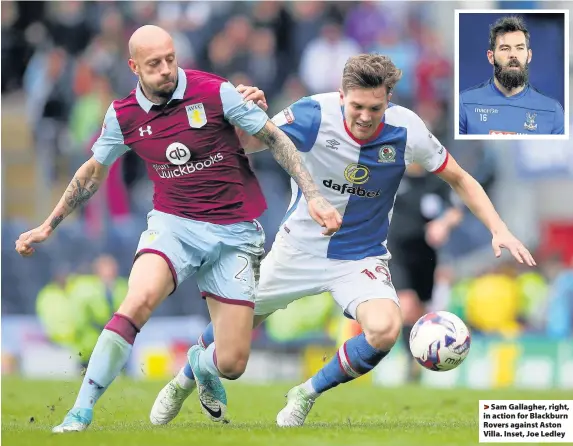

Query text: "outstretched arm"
[437, 154, 536, 266]
[15, 157, 109, 256]
[48, 157, 108, 229]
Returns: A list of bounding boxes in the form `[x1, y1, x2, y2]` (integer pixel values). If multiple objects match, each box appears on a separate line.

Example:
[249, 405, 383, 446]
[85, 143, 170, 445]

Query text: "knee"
[119, 289, 161, 327]
[214, 350, 249, 380]
[364, 315, 402, 351]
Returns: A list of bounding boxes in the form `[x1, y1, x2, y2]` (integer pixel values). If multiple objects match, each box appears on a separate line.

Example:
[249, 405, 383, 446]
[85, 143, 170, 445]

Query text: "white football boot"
[52, 408, 92, 433]
[150, 378, 196, 425]
[276, 385, 316, 427]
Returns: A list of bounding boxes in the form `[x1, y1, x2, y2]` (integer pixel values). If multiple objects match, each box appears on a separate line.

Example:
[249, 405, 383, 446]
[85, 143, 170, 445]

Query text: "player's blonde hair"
[342, 54, 403, 93]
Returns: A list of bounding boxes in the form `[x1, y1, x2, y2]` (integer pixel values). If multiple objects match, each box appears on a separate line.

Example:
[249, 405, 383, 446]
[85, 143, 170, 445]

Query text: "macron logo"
[139, 125, 152, 137]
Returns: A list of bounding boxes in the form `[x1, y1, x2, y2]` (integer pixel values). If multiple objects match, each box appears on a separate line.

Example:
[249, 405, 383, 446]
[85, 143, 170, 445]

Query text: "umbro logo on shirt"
[326, 139, 340, 150]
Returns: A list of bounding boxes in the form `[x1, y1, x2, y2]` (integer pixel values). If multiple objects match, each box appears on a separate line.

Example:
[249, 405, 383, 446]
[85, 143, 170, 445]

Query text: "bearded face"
[488, 30, 531, 92]
[494, 55, 529, 90]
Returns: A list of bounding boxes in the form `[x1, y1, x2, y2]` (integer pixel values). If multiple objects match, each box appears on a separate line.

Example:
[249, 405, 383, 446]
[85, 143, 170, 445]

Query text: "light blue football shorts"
[135, 209, 265, 308]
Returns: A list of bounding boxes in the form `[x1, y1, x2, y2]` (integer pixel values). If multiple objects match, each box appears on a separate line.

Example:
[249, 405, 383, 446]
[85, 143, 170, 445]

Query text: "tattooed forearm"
[49, 215, 65, 230]
[254, 122, 320, 200]
[41, 158, 108, 233]
[64, 177, 100, 210]
[45, 176, 101, 231]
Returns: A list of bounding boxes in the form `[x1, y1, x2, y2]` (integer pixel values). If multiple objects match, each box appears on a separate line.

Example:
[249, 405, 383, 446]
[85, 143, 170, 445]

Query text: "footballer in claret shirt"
[459, 15, 564, 135]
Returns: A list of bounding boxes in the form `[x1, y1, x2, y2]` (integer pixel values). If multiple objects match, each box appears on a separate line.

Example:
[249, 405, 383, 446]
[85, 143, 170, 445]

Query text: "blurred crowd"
[2, 1, 451, 189]
[1, 1, 572, 346]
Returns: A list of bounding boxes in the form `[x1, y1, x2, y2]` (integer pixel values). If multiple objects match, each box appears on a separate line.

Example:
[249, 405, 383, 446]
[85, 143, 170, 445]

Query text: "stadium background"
[1, 0, 572, 392]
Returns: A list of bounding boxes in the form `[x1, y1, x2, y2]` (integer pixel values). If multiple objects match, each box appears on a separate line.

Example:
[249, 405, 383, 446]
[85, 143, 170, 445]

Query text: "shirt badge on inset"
[523, 112, 537, 132]
[186, 103, 207, 128]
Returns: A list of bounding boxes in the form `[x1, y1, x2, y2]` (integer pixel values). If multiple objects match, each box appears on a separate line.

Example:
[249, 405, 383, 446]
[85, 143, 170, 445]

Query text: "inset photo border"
[454, 9, 569, 140]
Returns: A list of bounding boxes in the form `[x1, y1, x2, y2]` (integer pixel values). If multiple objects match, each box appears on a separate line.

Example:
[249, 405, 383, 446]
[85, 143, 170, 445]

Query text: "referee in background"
[387, 162, 463, 382]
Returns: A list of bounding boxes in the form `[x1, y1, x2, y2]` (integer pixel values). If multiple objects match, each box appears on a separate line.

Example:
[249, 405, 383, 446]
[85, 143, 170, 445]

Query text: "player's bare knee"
[216, 350, 249, 380]
[364, 322, 400, 351]
[363, 312, 402, 351]
[357, 299, 402, 350]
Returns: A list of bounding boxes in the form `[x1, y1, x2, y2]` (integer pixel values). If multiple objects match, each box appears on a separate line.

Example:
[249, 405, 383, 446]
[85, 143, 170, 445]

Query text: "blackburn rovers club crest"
[186, 103, 207, 129]
[523, 112, 537, 132]
[378, 145, 396, 163]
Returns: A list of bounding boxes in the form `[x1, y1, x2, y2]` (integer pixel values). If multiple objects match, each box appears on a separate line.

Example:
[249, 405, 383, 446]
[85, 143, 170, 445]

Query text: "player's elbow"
[236, 128, 266, 153]
[84, 156, 110, 180]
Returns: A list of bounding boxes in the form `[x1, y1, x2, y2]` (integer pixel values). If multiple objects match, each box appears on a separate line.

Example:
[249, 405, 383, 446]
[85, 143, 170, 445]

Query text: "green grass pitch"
[2, 377, 567, 446]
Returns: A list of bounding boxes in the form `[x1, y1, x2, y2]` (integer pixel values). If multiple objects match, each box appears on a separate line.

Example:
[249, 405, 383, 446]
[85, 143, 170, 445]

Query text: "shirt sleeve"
[552, 101, 565, 135]
[459, 94, 467, 134]
[270, 96, 321, 152]
[91, 103, 130, 166]
[220, 81, 269, 135]
[406, 112, 449, 173]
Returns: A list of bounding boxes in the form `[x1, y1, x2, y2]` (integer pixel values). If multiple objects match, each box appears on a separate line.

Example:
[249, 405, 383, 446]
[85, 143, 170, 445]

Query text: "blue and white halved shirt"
[272, 92, 448, 261]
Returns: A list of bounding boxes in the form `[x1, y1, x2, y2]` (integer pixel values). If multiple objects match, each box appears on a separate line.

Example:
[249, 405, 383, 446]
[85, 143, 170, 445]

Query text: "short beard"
[494, 59, 529, 91]
[141, 77, 177, 102]
[155, 88, 174, 100]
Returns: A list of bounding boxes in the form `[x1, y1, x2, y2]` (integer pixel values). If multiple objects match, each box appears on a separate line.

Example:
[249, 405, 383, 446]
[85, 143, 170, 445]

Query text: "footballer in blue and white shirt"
[236, 55, 535, 322]
[233, 54, 534, 427]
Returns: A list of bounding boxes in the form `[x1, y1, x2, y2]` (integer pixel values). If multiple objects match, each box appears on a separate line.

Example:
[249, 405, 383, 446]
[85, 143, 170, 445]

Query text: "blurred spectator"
[344, 1, 390, 50]
[247, 27, 279, 97]
[415, 28, 451, 104]
[25, 46, 75, 184]
[289, 2, 328, 63]
[544, 254, 573, 339]
[68, 62, 114, 172]
[1, 1, 26, 91]
[45, 2, 93, 56]
[67, 255, 128, 363]
[36, 266, 78, 353]
[367, 27, 418, 107]
[299, 21, 361, 94]
[465, 264, 523, 336]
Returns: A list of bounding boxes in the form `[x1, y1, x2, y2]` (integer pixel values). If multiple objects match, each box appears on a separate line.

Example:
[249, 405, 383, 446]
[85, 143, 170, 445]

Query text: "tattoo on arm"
[64, 177, 100, 210]
[48, 176, 101, 230]
[254, 123, 320, 200]
[49, 215, 65, 230]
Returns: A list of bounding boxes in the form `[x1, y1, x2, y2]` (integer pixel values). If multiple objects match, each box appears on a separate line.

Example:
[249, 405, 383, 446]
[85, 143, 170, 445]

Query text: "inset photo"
[455, 10, 569, 139]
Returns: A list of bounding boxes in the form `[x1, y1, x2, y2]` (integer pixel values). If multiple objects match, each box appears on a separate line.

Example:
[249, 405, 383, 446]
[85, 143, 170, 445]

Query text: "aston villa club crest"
[378, 145, 396, 163]
[523, 112, 537, 132]
[186, 103, 207, 129]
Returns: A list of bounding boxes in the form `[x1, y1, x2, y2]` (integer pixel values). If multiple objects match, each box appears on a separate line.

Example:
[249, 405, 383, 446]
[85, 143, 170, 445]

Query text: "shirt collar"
[135, 67, 187, 113]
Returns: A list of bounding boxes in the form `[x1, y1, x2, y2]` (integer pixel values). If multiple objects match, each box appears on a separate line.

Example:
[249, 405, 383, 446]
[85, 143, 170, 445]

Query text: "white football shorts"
[255, 233, 399, 319]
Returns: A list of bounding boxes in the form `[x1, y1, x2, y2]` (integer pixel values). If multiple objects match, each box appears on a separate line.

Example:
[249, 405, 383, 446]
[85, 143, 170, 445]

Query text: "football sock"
[197, 343, 229, 378]
[183, 323, 214, 380]
[73, 313, 139, 410]
[310, 332, 389, 395]
[197, 323, 214, 349]
[176, 367, 195, 390]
